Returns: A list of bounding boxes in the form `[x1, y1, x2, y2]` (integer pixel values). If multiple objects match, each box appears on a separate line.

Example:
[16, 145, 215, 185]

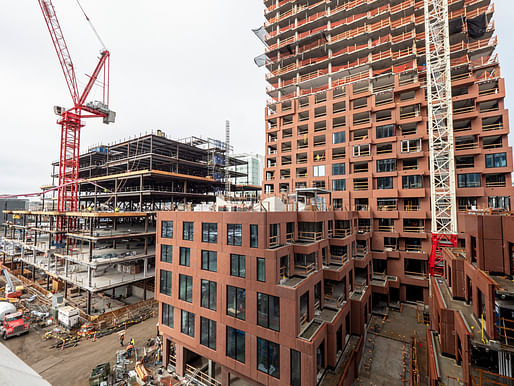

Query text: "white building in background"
[230, 153, 263, 186]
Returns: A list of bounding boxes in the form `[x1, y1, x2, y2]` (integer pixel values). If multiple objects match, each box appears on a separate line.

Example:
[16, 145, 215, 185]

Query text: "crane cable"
[75, 0, 107, 52]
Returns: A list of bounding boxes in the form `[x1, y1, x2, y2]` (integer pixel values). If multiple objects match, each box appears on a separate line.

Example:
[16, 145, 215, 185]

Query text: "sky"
[0, 1, 513, 195]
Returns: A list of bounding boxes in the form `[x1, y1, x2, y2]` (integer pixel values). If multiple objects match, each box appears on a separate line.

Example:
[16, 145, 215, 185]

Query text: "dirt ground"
[2, 315, 159, 386]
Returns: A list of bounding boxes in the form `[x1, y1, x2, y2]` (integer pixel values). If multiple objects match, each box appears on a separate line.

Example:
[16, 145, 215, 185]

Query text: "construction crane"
[38, 0, 115, 215]
[424, 0, 458, 276]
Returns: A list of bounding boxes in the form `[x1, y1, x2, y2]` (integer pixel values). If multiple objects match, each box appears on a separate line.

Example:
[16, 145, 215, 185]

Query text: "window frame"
[159, 269, 172, 296]
[160, 244, 172, 263]
[257, 292, 280, 331]
[257, 337, 280, 379]
[162, 303, 174, 328]
[161, 221, 173, 238]
[179, 274, 193, 303]
[226, 326, 245, 363]
[227, 285, 246, 320]
[181, 310, 195, 337]
[201, 279, 217, 311]
[202, 223, 218, 243]
[183, 221, 194, 241]
[250, 224, 258, 248]
[201, 250, 217, 272]
[200, 317, 216, 350]
[227, 224, 242, 246]
[230, 254, 246, 278]
[257, 258, 266, 282]
[179, 247, 190, 267]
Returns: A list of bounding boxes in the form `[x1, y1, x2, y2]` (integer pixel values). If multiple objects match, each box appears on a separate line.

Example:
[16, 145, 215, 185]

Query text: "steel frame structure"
[38, 0, 111, 213]
[424, 0, 458, 276]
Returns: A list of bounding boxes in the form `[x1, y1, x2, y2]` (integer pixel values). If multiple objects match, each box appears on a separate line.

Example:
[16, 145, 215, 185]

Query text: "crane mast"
[424, 0, 458, 276]
[38, 0, 113, 215]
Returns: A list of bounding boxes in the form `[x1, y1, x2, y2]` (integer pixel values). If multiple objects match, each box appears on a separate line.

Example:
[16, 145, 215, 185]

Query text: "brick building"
[262, 0, 512, 305]
[428, 212, 514, 385]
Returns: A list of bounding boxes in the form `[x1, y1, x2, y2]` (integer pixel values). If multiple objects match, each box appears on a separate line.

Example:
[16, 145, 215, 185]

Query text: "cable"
[75, 0, 107, 51]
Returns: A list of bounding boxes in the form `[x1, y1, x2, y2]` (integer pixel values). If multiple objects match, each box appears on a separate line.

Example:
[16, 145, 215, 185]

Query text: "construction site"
[1, 0, 514, 385]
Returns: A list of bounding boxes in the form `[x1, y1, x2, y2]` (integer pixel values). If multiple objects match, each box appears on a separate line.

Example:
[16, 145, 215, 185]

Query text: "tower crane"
[38, 0, 115, 216]
[424, 0, 458, 276]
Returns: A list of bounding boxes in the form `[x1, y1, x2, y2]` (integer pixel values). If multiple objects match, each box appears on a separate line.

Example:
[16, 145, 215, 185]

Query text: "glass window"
[179, 247, 190, 267]
[257, 337, 280, 379]
[226, 326, 245, 363]
[227, 285, 245, 320]
[179, 274, 193, 303]
[162, 303, 174, 328]
[201, 250, 217, 272]
[257, 293, 280, 331]
[402, 175, 422, 189]
[458, 173, 481, 188]
[376, 159, 395, 172]
[257, 258, 266, 282]
[230, 254, 246, 278]
[376, 124, 395, 139]
[377, 176, 393, 189]
[227, 224, 242, 246]
[489, 196, 510, 210]
[181, 310, 195, 337]
[250, 224, 258, 248]
[200, 317, 216, 350]
[313, 165, 325, 177]
[332, 179, 346, 191]
[201, 279, 217, 311]
[161, 221, 173, 238]
[183, 222, 194, 241]
[159, 270, 172, 296]
[161, 245, 172, 263]
[332, 163, 345, 175]
[202, 223, 218, 243]
[333, 131, 346, 144]
[291, 349, 301, 386]
[485, 153, 507, 168]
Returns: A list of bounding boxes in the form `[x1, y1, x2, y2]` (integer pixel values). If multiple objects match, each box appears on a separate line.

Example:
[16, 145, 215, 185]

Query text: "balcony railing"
[333, 228, 351, 238]
[298, 231, 323, 241]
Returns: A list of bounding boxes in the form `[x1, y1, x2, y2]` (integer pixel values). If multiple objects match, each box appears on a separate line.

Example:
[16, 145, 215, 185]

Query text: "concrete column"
[64, 281, 68, 299]
[163, 336, 170, 368]
[143, 280, 147, 301]
[88, 266, 92, 288]
[175, 343, 185, 377]
[64, 259, 68, 278]
[221, 366, 230, 386]
[32, 265, 35, 280]
[87, 291, 92, 315]
[144, 258, 147, 277]
[208, 360, 215, 379]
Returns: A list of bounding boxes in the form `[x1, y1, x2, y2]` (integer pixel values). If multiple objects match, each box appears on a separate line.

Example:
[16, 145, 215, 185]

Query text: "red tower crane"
[38, 0, 115, 214]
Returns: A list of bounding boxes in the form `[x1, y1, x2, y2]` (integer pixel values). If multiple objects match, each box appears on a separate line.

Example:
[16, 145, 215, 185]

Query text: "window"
[332, 163, 345, 175]
[250, 224, 258, 248]
[200, 317, 216, 350]
[458, 173, 481, 188]
[179, 274, 193, 303]
[402, 175, 422, 189]
[257, 337, 280, 379]
[230, 254, 246, 278]
[202, 223, 218, 243]
[376, 159, 395, 172]
[227, 286, 246, 320]
[201, 280, 217, 311]
[257, 293, 280, 331]
[353, 144, 370, 157]
[162, 303, 174, 328]
[333, 131, 346, 144]
[202, 250, 217, 272]
[257, 258, 266, 282]
[377, 177, 393, 189]
[376, 124, 395, 139]
[227, 224, 242, 246]
[161, 245, 172, 263]
[226, 326, 245, 363]
[313, 165, 325, 177]
[181, 310, 195, 337]
[291, 349, 301, 386]
[489, 196, 510, 210]
[159, 270, 172, 296]
[485, 153, 507, 168]
[332, 179, 346, 191]
[179, 247, 190, 266]
[183, 222, 194, 241]
[161, 221, 173, 238]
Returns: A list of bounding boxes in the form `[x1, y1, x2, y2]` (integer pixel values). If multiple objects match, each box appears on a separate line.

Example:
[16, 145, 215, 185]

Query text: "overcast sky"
[0, 1, 513, 195]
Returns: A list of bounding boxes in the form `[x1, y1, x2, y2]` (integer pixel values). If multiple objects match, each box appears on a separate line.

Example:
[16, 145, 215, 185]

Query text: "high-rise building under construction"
[263, 0, 512, 299]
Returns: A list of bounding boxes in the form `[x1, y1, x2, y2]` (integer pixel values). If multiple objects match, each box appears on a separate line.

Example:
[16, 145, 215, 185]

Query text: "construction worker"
[126, 342, 134, 358]
[130, 337, 135, 346]
[120, 333, 124, 347]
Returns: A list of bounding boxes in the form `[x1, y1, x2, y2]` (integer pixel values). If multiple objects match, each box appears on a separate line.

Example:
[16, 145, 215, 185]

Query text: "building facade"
[428, 212, 514, 385]
[156, 209, 368, 385]
[231, 153, 264, 186]
[262, 0, 512, 305]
